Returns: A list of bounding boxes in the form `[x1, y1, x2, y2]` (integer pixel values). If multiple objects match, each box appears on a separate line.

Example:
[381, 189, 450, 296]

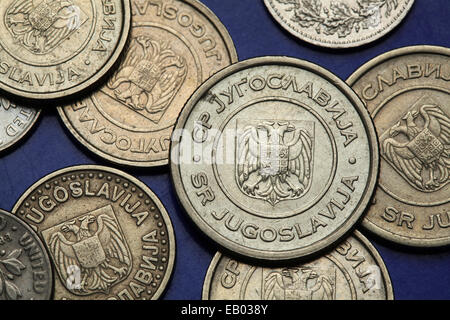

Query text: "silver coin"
[203, 231, 394, 300]
[170, 56, 379, 261]
[0, 209, 53, 300]
[0, 97, 40, 153]
[264, 0, 415, 48]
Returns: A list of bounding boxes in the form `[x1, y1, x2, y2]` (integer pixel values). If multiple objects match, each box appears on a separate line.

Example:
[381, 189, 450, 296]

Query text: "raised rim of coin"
[263, 0, 415, 48]
[0, 208, 53, 300]
[12, 165, 176, 299]
[202, 230, 394, 300]
[347, 45, 450, 247]
[170, 56, 379, 261]
[0, 1, 131, 101]
[57, 0, 238, 167]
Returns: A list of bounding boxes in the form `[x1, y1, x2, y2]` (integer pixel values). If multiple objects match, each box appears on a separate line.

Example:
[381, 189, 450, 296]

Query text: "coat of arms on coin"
[171, 57, 379, 260]
[0, 0, 130, 100]
[264, 0, 414, 48]
[348, 46, 450, 247]
[12, 166, 175, 300]
[203, 231, 393, 300]
[58, 0, 237, 167]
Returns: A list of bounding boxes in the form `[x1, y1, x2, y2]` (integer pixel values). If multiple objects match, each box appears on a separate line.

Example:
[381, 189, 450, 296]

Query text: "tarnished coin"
[0, 0, 131, 100]
[0, 97, 40, 153]
[348, 46, 450, 247]
[203, 231, 393, 300]
[264, 0, 414, 48]
[12, 165, 175, 300]
[0, 209, 52, 300]
[57, 0, 238, 167]
[170, 56, 379, 260]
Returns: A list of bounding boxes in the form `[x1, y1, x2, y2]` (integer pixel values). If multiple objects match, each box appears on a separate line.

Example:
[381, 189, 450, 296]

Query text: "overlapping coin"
[170, 56, 379, 261]
[348, 46, 450, 247]
[203, 231, 393, 300]
[0, 0, 131, 100]
[0, 97, 40, 153]
[0, 209, 53, 300]
[264, 0, 414, 48]
[58, 0, 238, 167]
[12, 165, 175, 300]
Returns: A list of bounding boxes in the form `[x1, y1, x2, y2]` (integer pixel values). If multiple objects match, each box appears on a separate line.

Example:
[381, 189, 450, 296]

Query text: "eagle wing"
[288, 129, 313, 187]
[263, 272, 284, 300]
[422, 104, 450, 146]
[47, 232, 79, 283]
[236, 126, 261, 186]
[96, 214, 131, 267]
[6, 0, 33, 15]
[383, 139, 424, 187]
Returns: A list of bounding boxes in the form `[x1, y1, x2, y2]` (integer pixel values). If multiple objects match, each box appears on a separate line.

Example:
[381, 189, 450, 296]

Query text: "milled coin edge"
[347, 45, 450, 248]
[11, 165, 176, 300]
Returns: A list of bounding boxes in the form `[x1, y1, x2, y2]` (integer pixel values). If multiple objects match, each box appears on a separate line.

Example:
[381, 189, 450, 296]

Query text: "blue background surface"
[0, 0, 449, 300]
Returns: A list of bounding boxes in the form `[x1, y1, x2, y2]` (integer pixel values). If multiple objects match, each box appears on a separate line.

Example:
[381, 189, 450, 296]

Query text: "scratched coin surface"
[170, 56, 379, 260]
[0, 0, 131, 100]
[203, 231, 393, 300]
[264, 0, 414, 48]
[12, 165, 175, 300]
[57, 0, 237, 167]
[0, 97, 40, 153]
[0, 209, 53, 300]
[348, 46, 450, 247]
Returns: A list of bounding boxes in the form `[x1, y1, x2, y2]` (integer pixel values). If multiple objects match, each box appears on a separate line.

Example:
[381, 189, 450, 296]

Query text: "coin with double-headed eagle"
[12, 165, 175, 300]
[170, 56, 379, 261]
[264, 0, 414, 48]
[0, 0, 131, 100]
[203, 231, 393, 300]
[57, 0, 237, 167]
[0, 209, 53, 300]
[348, 46, 450, 247]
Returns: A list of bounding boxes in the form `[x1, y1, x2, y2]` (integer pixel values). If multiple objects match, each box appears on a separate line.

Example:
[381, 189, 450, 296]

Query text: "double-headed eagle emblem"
[5, 0, 86, 54]
[381, 103, 450, 191]
[107, 36, 187, 123]
[42, 206, 131, 295]
[236, 120, 314, 205]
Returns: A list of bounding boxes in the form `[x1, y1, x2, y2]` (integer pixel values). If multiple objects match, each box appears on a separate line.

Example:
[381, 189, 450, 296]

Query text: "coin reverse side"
[0, 97, 40, 153]
[0, 0, 131, 100]
[203, 231, 393, 300]
[12, 165, 175, 300]
[0, 209, 53, 300]
[348, 46, 450, 247]
[171, 56, 379, 261]
[58, 0, 238, 167]
[264, 0, 414, 48]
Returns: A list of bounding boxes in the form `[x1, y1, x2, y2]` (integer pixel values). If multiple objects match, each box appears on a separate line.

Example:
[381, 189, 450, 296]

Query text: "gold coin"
[12, 165, 176, 300]
[203, 231, 394, 300]
[57, 0, 238, 167]
[348, 46, 450, 247]
[0, 0, 131, 100]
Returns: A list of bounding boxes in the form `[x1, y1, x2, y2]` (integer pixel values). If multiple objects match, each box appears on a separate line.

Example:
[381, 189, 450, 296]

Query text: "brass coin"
[0, 97, 40, 153]
[264, 0, 414, 48]
[0, 0, 131, 100]
[202, 231, 393, 300]
[170, 56, 379, 261]
[57, 0, 238, 167]
[348, 46, 450, 247]
[0, 209, 53, 300]
[12, 165, 175, 300]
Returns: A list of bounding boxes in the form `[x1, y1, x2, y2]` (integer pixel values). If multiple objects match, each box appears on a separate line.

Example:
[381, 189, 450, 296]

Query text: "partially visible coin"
[0, 97, 40, 153]
[170, 56, 379, 261]
[348, 46, 450, 247]
[203, 231, 393, 300]
[58, 0, 238, 167]
[264, 0, 414, 48]
[0, 0, 131, 100]
[0, 209, 53, 300]
[12, 165, 175, 300]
